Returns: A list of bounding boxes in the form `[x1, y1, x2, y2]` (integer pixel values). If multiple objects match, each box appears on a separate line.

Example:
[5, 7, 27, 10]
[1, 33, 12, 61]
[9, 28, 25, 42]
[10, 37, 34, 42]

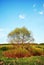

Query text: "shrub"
[0, 47, 8, 51]
[3, 47, 31, 58]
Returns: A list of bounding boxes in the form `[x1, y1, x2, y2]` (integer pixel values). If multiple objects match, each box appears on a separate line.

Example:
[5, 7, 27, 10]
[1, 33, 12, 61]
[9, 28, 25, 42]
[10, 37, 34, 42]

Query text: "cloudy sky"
[0, 0, 44, 43]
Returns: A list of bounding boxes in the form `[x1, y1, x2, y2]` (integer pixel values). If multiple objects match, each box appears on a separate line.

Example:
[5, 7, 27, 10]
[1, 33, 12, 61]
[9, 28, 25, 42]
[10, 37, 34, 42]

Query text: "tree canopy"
[8, 27, 34, 44]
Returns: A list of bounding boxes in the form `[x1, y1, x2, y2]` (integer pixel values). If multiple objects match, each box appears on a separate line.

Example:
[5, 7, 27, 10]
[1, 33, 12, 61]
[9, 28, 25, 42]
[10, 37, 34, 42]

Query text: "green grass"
[0, 56, 44, 65]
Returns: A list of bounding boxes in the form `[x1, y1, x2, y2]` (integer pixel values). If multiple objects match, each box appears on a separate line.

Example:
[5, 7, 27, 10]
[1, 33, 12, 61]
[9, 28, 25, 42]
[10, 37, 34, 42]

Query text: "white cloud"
[19, 14, 25, 19]
[0, 32, 6, 39]
[0, 28, 4, 32]
[33, 4, 37, 12]
[0, 32, 7, 43]
[0, 28, 10, 43]
[33, 4, 36, 7]
[39, 11, 44, 15]
[43, 4, 44, 7]
[0, 28, 7, 39]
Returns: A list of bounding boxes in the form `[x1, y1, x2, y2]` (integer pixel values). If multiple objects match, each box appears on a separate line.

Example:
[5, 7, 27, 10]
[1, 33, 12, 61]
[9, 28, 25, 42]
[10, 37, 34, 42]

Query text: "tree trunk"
[22, 35, 24, 44]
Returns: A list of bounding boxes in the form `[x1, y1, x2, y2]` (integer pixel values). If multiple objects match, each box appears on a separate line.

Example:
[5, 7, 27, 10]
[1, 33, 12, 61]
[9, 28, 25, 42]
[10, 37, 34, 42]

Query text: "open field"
[0, 43, 44, 58]
[0, 56, 44, 65]
[0, 43, 44, 65]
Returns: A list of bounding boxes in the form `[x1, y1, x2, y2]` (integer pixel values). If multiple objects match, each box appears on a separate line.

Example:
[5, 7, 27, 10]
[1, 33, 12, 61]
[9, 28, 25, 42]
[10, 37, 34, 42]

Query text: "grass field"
[0, 56, 44, 65]
[0, 43, 44, 65]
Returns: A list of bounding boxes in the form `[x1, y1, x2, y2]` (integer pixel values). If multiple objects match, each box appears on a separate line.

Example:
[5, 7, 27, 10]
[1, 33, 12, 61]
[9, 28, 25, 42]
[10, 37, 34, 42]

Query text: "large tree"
[8, 27, 34, 44]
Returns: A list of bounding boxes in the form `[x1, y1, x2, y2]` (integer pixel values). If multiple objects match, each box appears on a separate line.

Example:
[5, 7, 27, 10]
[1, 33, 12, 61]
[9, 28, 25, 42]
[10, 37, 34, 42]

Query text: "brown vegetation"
[1, 43, 44, 58]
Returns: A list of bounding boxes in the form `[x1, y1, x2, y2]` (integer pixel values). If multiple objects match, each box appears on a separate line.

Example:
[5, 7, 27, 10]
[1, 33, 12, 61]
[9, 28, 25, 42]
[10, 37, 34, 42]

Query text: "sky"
[0, 0, 44, 43]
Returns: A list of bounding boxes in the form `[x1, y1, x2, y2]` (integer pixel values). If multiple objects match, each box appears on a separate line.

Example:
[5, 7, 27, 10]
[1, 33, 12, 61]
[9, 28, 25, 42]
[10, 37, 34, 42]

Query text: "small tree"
[8, 27, 34, 44]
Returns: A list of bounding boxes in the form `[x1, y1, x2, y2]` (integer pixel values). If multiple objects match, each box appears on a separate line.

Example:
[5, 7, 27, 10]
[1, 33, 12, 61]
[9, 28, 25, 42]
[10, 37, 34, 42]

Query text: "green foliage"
[39, 43, 44, 45]
[0, 46, 8, 51]
[8, 27, 34, 43]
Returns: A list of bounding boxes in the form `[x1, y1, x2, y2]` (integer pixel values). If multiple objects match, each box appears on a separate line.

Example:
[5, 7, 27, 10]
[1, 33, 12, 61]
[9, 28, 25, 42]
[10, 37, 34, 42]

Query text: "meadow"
[0, 43, 44, 65]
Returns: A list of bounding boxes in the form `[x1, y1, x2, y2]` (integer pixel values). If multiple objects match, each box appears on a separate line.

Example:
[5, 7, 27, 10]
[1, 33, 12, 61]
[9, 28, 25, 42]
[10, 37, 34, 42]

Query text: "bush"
[0, 47, 8, 51]
[3, 47, 31, 58]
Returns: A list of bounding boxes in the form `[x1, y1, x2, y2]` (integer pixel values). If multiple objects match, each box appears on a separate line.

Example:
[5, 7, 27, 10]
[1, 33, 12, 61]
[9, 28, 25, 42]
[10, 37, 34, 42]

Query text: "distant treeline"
[0, 43, 44, 45]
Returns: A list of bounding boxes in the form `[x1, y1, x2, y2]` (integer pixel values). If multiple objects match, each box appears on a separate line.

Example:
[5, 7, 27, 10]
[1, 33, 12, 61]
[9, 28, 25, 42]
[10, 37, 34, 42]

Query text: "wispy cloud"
[0, 28, 10, 43]
[0, 28, 7, 38]
[19, 14, 25, 19]
[39, 11, 44, 15]
[0, 28, 4, 32]
[0, 32, 6, 39]
[33, 4, 37, 12]
[0, 31, 7, 43]
[33, 4, 36, 7]
[43, 4, 44, 7]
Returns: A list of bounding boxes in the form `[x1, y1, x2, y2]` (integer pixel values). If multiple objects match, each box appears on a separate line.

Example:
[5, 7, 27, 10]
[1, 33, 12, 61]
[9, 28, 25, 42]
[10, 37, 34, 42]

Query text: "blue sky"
[0, 0, 44, 43]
